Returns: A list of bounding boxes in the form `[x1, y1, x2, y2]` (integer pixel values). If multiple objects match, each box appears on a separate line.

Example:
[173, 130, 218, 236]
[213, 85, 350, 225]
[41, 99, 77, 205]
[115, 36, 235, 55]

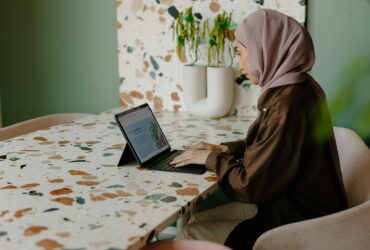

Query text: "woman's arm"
[206, 110, 306, 205]
[186, 142, 229, 153]
[220, 140, 247, 158]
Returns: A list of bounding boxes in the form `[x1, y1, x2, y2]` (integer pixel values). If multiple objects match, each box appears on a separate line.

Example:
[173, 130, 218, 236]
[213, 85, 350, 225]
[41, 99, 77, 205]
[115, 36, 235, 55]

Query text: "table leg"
[177, 210, 191, 233]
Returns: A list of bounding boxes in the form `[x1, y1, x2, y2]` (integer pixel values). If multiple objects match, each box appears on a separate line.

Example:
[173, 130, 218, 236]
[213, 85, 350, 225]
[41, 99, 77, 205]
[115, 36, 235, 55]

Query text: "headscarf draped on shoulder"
[235, 9, 317, 94]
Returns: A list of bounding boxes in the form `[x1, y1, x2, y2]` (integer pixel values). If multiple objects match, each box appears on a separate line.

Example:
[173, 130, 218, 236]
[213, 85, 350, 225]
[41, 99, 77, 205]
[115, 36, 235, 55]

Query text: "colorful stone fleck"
[168, 182, 183, 188]
[105, 184, 125, 188]
[76, 181, 100, 186]
[49, 187, 73, 196]
[36, 239, 64, 250]
[205, 176, 218, 182]
[76, 196, 86, 205]
[43, 208, 59, 213]
[161, 196, 177, 203]
[14, 208, 32, 218]
[144, 193, 166, 201]
[176, 187, 200, 196]
[51, 197, 74, 206]
[24, 226, 48, 236]
[68, 170, 91, 176]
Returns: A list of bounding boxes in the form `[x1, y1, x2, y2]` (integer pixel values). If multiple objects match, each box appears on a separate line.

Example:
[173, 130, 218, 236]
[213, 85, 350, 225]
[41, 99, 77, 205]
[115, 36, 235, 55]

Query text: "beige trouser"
[175, 202, 258, 244]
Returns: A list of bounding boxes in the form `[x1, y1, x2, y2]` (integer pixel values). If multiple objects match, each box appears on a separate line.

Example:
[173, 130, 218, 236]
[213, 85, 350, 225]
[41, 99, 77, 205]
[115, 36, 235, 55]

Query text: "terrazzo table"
[0, 108, 254, 250]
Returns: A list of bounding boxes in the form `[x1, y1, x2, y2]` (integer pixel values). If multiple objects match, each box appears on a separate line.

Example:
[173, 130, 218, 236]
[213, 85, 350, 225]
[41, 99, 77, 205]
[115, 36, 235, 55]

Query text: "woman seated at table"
[170, 9, 348, 250]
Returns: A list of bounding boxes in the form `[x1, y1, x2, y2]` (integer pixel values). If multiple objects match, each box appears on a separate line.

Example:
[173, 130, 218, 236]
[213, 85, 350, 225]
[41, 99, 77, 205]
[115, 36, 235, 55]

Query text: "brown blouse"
[205, 83, 348, 249]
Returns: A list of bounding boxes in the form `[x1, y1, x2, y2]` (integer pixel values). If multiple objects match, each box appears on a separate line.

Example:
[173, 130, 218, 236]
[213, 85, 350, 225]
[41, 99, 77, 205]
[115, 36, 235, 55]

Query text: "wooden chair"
[0, 113, 92, 141]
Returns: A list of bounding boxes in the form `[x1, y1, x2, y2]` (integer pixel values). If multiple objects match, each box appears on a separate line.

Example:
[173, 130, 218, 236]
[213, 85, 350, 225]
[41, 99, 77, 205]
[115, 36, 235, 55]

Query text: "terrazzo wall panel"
[117, 0, 306, 116]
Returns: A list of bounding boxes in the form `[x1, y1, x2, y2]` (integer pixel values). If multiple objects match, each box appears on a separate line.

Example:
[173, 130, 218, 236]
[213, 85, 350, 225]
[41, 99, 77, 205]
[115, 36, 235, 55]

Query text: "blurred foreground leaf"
[329, 56, 370, 143]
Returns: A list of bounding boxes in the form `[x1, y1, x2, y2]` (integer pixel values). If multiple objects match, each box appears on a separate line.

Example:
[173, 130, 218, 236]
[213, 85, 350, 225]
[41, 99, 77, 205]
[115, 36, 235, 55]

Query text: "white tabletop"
[0, 108, 254, 250]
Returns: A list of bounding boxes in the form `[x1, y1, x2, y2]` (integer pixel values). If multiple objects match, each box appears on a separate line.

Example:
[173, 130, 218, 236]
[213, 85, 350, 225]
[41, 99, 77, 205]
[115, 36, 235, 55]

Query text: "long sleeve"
[206, 108, 306, 206]
[221, 140, 246, 158]
[219, 120, 259, 158]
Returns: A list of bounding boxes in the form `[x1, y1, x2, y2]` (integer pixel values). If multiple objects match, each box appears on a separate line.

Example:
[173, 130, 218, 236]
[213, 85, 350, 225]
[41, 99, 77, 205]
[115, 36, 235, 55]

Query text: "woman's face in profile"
[235, 41, 259, 85]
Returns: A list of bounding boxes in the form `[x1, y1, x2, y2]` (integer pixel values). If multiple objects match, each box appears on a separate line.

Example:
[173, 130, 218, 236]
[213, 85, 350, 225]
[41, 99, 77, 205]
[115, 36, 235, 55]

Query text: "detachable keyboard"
[147, 150, 207, 174]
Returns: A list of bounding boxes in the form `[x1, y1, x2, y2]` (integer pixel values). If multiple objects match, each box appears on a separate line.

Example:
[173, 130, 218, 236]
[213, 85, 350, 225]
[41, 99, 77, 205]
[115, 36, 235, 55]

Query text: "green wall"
[307, 0, 370, 142]
[0, 0, 119, 127]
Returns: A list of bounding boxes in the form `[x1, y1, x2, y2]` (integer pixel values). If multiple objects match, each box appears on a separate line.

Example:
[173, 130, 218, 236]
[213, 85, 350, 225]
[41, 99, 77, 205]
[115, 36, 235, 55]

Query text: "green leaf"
[177, 35, 185, 46]
[209, 38, 217, 46]
[184, 14, 193, 22]
[228, 22, 238, 30]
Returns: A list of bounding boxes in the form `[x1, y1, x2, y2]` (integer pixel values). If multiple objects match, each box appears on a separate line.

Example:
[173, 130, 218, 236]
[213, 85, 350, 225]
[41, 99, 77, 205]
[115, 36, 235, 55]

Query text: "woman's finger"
[171, 153, 191, 164]
[189, 142, 205, 150]
[171, 149, 211, 166]
[174, 159, 191, 168]
[170, 157, 185, 164]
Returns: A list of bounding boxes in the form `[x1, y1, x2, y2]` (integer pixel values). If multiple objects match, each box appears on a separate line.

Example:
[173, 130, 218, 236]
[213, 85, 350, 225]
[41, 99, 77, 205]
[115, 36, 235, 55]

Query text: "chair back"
[334, 127, 370, 207]
[0, 113, 92, 141]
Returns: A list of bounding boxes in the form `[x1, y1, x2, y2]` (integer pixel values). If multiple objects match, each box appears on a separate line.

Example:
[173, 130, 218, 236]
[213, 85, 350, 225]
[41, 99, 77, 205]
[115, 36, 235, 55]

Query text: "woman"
[170, 9, 348, 249]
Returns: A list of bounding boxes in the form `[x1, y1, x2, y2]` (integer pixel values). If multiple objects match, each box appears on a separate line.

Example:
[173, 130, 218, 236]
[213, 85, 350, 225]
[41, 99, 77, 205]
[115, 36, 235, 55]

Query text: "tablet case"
[117, 144, 136, 166]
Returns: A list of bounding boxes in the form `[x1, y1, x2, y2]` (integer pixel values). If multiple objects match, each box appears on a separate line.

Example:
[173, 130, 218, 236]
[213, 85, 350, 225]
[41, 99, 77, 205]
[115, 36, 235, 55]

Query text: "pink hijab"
[235, 9, 317, 94]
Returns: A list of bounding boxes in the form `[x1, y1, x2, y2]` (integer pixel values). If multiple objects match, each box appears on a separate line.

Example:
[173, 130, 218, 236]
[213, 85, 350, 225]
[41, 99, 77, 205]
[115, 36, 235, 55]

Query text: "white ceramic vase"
[182, 65, 234, 118]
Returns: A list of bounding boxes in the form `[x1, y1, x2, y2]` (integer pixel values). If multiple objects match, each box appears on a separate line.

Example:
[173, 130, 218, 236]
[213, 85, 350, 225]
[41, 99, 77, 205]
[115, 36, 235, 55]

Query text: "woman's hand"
[170, 150, 212, 168]
[170, 141, 229, 168]
[185, 141, 229, 153]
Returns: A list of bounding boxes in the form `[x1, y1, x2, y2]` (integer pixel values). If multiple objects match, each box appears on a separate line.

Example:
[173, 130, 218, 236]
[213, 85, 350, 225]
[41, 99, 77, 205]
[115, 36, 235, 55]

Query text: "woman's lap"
[190, 202, 257, 223]
[176, 202, 258, 244]
[175, 220, 241, 244]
